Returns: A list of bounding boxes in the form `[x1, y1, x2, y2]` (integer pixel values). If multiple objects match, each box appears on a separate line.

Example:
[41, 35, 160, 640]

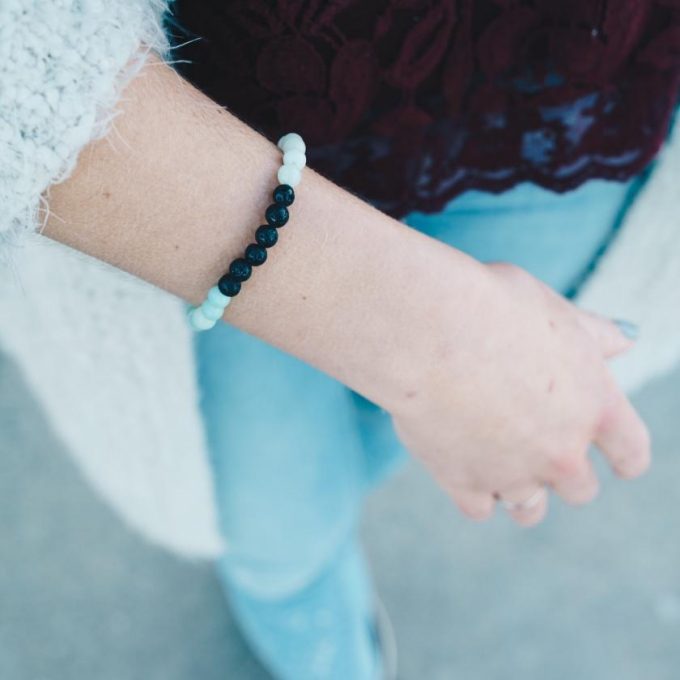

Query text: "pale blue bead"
[277, 132, 306, 154]
[188, 306, 215, 331]
[283, 149, 306, 169]
[207, 285, 230, 307]
[201, 301, 225, 321]
[277, 164, 302, 187]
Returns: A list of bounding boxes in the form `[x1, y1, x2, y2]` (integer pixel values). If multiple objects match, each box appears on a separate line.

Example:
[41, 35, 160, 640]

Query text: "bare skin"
[42, 51, 651, 525]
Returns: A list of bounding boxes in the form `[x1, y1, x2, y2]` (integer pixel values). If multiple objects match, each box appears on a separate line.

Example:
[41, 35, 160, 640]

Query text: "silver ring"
[499, 487, 546, 512]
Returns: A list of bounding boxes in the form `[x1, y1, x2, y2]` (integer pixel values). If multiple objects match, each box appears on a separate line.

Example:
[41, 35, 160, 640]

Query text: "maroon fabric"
[169, 0, 680, 219]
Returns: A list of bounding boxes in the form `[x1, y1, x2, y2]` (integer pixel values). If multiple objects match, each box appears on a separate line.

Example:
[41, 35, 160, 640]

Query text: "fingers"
[550, 456, 600, 505]
[495, 486, 549, 527]
[574, 308, 637, 359]
[498, 456, 599, 528]
[593, 373, 652, 479]
[450, 488, 496, 522]
[498, 456, 599, 526]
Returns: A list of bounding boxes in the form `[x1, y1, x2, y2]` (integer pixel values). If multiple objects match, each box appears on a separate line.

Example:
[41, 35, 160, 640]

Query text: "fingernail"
[613, 319, 640, 341]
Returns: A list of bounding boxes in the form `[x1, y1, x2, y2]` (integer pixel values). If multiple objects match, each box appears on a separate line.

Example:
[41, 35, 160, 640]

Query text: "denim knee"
[217, 507, 359, 600]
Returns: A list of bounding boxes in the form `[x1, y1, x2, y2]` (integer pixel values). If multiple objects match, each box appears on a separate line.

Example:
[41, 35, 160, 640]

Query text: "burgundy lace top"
[171, 0, 680, 219]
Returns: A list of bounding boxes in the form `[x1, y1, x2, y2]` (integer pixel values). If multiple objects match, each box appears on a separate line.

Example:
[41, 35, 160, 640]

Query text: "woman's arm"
[43, 53, 478, 412]
[42, 53, 650, 523]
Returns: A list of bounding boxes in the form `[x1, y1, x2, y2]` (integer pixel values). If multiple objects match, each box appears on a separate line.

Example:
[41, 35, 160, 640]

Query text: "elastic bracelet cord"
[187, 132, 307, 332]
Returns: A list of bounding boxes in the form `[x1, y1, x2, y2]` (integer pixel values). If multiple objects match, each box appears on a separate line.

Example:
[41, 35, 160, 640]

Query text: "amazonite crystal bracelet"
[187, 132, 306, 331]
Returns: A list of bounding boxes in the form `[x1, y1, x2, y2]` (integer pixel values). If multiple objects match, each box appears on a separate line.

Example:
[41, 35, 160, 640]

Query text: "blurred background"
[1, 346, 679, 680]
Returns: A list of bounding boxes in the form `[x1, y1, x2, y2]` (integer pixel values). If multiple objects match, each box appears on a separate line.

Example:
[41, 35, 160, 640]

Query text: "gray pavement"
[1, 349, 680, 680]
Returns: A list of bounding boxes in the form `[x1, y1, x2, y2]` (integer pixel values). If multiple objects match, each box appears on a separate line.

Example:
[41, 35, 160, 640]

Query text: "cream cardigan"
[1, 1, 678, 559]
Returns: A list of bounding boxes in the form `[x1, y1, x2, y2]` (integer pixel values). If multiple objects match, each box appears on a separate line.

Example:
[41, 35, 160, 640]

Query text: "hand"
[389, 261, 651, 527]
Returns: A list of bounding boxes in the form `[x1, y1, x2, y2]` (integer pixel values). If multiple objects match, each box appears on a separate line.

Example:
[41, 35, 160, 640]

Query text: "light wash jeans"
[193, 175, 645, 680]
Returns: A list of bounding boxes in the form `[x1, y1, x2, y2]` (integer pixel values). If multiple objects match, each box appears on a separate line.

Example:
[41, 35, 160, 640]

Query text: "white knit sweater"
[0, 0, 223, 558]
[1, 0, 679, 559]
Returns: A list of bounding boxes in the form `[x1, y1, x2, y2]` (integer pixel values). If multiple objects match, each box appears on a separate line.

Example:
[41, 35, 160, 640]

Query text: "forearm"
[42, 53, 487, 412]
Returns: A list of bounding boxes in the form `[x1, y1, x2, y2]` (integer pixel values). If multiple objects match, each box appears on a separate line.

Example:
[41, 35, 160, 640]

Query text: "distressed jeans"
[194, 174, 644, 680]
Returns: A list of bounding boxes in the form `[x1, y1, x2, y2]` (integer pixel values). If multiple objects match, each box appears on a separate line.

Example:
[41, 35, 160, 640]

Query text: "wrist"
[378, 241, 494, 417]
[41, 54, 489, 415]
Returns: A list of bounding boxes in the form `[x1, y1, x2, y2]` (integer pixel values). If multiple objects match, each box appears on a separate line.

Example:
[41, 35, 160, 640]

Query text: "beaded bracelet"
[187, 132, 307, 332]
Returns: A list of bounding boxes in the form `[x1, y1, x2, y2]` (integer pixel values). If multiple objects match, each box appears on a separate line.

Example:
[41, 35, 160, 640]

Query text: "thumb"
[575, 309, 639, 358]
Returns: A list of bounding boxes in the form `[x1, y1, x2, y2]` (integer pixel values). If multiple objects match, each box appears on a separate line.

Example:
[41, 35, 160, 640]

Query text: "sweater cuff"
[0, 0, 170, 250]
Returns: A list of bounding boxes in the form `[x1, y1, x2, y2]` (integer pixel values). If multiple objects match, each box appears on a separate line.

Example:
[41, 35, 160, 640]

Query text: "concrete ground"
[1, 350, 680, 680]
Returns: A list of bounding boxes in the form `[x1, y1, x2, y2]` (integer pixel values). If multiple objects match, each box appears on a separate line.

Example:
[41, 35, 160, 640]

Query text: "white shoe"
[370, 594, 398, 680]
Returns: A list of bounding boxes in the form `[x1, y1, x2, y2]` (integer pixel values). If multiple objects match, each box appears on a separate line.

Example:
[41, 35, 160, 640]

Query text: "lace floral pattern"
[170, 0, 680, 218]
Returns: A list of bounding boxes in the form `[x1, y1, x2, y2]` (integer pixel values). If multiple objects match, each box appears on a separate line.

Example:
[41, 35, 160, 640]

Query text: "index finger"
[593, 371, 652, 479]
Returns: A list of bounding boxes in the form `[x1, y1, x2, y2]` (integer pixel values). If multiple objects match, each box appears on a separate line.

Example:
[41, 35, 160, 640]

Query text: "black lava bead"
[245, 243, 268, 266]
[265, 203, 289, 227]
[218, 275, 241, 297]
[255, 224, 279, 248]
[273, 184, 295, 207]
[229, 258, 252, 282]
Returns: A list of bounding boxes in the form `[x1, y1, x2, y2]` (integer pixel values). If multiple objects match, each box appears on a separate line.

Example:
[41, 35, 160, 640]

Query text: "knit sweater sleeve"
[0, 0, 170, 250]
